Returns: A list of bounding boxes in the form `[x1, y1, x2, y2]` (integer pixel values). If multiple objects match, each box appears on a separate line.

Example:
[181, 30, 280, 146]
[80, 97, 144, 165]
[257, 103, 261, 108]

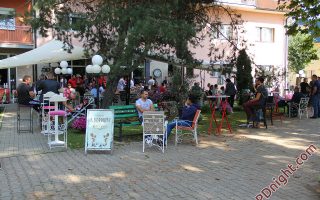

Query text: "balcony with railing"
[0, 26, 33, 45]
[217, 0, 256, 7]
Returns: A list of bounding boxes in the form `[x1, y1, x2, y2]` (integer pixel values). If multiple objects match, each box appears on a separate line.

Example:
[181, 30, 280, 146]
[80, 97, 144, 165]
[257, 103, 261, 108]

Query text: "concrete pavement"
[0, 104, 319, 200]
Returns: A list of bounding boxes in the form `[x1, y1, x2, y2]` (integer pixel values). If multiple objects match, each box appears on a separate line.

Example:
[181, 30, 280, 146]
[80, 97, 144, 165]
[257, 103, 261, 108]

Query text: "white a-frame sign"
[85, 109, 114, 154]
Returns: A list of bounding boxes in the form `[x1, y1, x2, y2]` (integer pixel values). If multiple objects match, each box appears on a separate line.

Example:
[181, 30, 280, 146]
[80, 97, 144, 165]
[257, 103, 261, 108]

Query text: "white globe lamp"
[61, 67, 68, 74]
[67, 68, 73, 75]
[102, 65, 110, 73]
[60, 61, 68, 68]
[54, 68, 61, 75]
[86, 65, 93, 73]
[92, 65, 101, 73]
[92, 55, 103, 66]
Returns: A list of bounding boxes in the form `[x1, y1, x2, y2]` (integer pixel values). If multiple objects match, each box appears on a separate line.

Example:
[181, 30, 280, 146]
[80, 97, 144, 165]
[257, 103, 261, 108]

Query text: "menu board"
[85, 109, 114, 154]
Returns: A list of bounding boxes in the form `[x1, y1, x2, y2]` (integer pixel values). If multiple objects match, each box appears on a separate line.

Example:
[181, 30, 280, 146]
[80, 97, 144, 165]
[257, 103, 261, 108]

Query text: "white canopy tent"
[0, 40, 86, 69]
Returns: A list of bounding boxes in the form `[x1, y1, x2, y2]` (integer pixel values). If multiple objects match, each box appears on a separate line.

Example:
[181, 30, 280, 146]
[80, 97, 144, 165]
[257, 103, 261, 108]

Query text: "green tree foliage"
[236, 49, 253, 105]
[25, 0, 243, 106]
[278, 0, 320, 37]
[288, 33, 319, 73]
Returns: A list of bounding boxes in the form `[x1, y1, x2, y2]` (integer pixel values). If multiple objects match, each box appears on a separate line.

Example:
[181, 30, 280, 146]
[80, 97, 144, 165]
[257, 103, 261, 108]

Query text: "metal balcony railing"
[0, 26, 33, 44]
[217, 0, 256, 6]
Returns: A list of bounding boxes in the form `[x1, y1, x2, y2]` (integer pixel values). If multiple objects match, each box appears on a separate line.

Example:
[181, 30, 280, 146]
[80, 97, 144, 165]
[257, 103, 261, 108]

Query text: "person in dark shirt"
[300, 78, 310, 96]
[17, 75, 40, 112]
[310, 74, 320, 118]
[37, 72, 61, 102]
[287, 86, 305, 116]
[165, 95, 200, 143]
[243, 76, 268, 123]
[225, 78, 237, 108]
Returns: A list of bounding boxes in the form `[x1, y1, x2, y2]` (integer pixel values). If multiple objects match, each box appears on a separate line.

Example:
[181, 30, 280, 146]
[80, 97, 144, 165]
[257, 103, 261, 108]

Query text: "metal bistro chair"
[143, 111, 167, 153]
[175, 110, 201, 146]
[289, 97, 309, 119]
[17, 104, 34, 134]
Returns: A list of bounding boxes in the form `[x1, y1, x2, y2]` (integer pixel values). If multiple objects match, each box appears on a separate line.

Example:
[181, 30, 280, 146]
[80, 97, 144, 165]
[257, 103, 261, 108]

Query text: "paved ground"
[0, 104, 319, 200]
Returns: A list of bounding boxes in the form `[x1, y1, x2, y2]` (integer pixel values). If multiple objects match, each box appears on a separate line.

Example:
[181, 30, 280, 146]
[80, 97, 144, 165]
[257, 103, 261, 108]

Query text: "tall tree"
[288, 33, 318, 73]
[25, 0, 243, 107]
[236, 49, 253, 105]
[278, 0, 320, 37]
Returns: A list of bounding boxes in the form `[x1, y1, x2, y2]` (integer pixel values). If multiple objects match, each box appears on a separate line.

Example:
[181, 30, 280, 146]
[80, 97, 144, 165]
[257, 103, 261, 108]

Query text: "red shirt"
[68, 78, 77, 88]
[159, 86, 166, 93]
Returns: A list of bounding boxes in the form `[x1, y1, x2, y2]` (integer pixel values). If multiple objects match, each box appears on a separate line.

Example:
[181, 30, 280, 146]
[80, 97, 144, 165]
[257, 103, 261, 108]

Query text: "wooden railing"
[0, 26, 33, 44]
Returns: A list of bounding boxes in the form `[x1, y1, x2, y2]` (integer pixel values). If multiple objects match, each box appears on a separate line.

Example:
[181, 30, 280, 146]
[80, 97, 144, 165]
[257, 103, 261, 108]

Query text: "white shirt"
[117, 78, 126, 91]
[135, 98, 153, 117]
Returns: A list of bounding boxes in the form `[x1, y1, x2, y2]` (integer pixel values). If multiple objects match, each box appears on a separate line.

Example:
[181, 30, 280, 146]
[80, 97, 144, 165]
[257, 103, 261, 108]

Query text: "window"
[0, 8, 15, 30]
[186, 67, 194, 77]
[212, 24, 233, 40]
[69, 13, 86, 31]
[56, 13, 86, 31]
[256, 27, 274, 42]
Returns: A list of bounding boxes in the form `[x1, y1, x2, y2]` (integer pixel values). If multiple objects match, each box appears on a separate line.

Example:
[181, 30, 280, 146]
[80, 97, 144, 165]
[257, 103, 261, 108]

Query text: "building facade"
[0, 0, 33, 91]
[0, 0, 289, 95]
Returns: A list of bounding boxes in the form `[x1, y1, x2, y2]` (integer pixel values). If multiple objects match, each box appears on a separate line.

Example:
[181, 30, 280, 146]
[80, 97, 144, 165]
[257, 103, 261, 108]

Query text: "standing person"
[147, 76, 155, 89]
[243, 77, 268, 123]
[300, 78, 310, 96]
[17, 75, 40, 112]
[310, 74, 320, 118]
[117, 76, 126, 91]
[225, 78, 237, 108]
[135, 90, 155, 123]
[162, 76, 168, 86]
[68, 75, 77, 88]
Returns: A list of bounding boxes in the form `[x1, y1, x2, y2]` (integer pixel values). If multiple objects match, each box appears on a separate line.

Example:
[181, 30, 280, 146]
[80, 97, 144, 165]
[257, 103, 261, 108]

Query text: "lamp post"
[54, 61, 73, 87]
[85, 55, 111, 108]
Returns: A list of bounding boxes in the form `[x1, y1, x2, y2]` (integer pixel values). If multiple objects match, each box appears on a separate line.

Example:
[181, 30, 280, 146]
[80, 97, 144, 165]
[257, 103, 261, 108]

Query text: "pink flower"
[71, 116, 86, 131]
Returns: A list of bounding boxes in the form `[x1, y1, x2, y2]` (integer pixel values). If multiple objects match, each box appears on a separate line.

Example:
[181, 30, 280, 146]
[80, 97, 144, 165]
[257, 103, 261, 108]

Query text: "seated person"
[17, 75, 40, 112]
[243, 77, 268, 123]
[135, 90, 155, 123]
[165, 95, 200, 143]
[287, 86, 305, 116]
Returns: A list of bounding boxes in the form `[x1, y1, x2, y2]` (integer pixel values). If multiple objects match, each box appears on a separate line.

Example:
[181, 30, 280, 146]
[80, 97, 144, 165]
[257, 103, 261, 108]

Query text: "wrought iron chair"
[175, 110, 201, 146]
[289, 97, 309, 119]
[142, 111, 167, 153]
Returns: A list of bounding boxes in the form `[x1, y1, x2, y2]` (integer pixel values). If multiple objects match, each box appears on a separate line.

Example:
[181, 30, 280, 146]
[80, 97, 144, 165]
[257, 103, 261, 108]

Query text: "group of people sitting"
[243, 74, 320, 127]
[16, 73, 76, 113]
[135, 89, 200, 145]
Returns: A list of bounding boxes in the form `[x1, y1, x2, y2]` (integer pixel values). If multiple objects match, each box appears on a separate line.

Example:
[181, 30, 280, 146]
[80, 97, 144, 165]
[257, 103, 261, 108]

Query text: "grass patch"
[67, 107, 247, 149]
[67, 129, 86, 149]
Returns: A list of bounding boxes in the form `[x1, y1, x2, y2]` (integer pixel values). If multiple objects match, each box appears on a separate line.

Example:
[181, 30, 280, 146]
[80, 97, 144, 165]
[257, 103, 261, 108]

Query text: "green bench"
[109, 104, 158, 141]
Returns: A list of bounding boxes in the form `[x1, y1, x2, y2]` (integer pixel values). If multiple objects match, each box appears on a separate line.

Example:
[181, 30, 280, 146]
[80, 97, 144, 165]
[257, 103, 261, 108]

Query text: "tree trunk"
[101, 75, 120, 108]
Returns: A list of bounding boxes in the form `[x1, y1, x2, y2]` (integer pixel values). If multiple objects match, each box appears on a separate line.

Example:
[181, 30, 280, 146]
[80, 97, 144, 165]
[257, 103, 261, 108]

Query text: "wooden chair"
[142, 111, 166, 153]
[175, 110, 201, 146]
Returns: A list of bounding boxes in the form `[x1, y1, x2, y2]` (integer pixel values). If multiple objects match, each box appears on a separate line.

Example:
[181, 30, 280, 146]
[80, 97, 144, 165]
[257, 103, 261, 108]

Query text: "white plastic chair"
[175, 110, 201, 146]
[142, 111, 166, 153]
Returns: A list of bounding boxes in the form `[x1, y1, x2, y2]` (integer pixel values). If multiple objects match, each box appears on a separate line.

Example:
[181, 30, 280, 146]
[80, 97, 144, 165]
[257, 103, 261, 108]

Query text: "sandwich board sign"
[85, 109, 114, 154]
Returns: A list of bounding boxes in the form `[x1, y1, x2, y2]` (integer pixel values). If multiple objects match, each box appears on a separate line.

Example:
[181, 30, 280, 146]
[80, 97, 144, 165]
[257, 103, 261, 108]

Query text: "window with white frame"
[212, 24, 233, 40]
[256, 27, 274, 42]
[0, 8, 15, 30]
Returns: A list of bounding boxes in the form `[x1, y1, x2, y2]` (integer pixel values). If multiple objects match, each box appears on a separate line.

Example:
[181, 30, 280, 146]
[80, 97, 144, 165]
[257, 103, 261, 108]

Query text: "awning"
[0, 39, 86, 69]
